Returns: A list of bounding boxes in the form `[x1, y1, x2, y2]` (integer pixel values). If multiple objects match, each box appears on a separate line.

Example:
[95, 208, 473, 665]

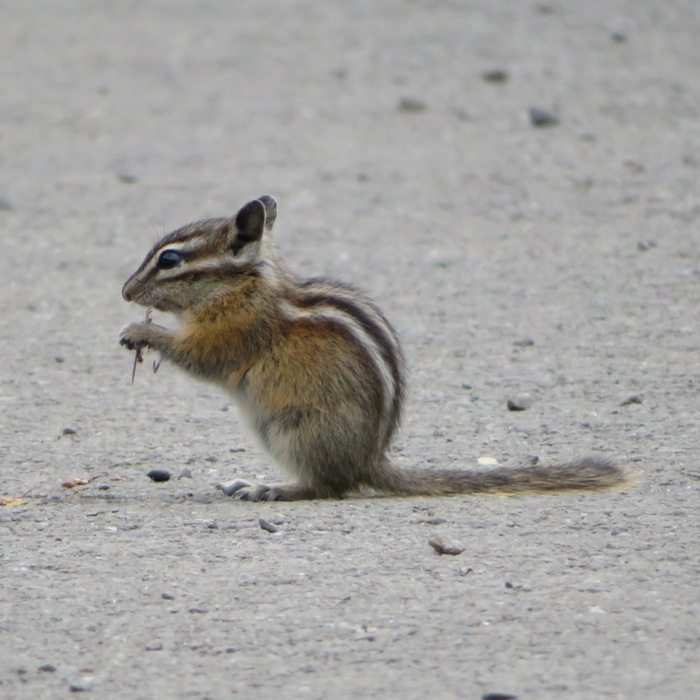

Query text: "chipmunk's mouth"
[122, 277, 157, 307]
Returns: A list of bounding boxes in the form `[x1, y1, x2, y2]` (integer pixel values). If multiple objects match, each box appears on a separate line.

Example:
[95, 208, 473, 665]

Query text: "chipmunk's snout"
[122, 276, 139, 302]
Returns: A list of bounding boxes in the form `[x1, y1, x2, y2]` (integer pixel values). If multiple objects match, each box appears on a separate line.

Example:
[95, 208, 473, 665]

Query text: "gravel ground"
[1, 1, 699, 698]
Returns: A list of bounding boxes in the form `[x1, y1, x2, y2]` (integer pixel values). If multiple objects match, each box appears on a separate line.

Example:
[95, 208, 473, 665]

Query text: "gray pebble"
[482, 68, 508, 83]
[189, 494, 214, 504]
[398, 96, 428, 113]
[161, 592, 175, 600]
[116, 170, 138, 184]
[38, 664, 57, 672]
[428, 534, 465, 556]
[505, 581, 531, 591]
[610, 29, 627, 43]
[259, 517, 279, 533]
[144, 641, 164, 651]
[147, 469, 171, 482]
[620, 394, 643, 406]
[62, 427, 77, 436]
[529, 106, 559, 127]
[637, 240, 656, 251]
[507, 394, 533, 411]
[178, 468, 193, 479]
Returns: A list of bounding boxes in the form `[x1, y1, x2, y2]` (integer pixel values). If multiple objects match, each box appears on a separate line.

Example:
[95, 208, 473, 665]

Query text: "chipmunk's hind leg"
[225, 455, 365, 501]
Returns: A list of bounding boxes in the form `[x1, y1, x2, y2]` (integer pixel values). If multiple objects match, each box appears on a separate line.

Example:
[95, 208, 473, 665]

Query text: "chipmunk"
[120, 195, 628, 501]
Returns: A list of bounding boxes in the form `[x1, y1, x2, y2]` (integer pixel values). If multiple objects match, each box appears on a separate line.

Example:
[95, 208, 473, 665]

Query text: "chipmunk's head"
[122, 195, 278, 313]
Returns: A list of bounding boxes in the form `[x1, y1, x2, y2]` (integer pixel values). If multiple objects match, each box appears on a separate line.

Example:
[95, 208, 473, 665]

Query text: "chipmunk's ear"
[230, 199, 266, 256]
[257, 195, 277, 231]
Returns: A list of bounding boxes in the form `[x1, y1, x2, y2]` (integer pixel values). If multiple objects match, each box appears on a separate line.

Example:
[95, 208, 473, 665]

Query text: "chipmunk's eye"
[157, 250, 182, 269]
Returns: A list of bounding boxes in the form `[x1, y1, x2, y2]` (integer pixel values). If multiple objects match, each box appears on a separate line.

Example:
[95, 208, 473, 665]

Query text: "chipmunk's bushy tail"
[368, 457, 629, 497]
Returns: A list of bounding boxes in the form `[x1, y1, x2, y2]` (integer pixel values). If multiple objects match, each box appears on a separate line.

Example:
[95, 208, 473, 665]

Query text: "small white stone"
[478, 456, 499, 466]
[70, 677, 93, 692]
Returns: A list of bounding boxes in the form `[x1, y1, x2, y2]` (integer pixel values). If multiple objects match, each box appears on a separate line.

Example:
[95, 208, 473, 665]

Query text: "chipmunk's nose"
[122, 278, 135, 302]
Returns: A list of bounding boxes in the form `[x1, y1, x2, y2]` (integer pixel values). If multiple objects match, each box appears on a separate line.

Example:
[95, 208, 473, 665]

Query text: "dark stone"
[147, 469, 171, 482]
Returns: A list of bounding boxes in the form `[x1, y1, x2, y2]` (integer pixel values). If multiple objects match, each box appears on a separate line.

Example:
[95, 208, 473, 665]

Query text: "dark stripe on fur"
[159, 265, 260, 284]
[297, 316, 386, 437]
[295, 286, 405, 444]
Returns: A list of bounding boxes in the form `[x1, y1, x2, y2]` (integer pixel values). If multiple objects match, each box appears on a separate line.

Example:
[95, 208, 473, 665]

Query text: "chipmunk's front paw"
[119, 322, 156, 350]
[217, 479, 252, 497]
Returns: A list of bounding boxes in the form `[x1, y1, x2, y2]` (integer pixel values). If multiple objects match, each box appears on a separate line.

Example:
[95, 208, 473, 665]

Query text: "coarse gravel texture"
[1, 1, 699, 699]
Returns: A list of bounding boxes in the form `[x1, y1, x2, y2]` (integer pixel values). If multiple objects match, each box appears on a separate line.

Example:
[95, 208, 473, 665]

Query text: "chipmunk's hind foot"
[221, 481, 328, 501]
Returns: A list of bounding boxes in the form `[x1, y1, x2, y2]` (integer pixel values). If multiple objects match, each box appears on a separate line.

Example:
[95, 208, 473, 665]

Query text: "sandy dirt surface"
[1, 1, 699, 698]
